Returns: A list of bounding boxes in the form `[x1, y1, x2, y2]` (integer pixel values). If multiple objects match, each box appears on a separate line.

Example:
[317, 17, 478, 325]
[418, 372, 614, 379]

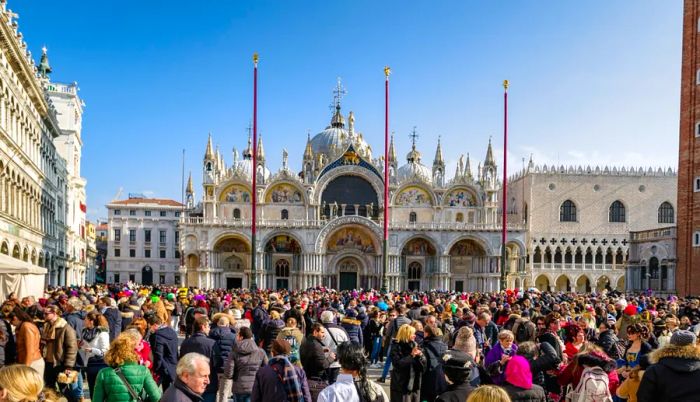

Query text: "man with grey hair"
[320, 310, 348, 384]
[162, 352, 211, 402]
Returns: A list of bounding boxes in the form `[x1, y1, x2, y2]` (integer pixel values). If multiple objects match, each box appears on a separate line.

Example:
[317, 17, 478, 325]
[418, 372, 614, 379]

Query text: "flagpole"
[382, 66, 391, 294]
[251, 53, 259, 292]
[500, 80, 509, 291]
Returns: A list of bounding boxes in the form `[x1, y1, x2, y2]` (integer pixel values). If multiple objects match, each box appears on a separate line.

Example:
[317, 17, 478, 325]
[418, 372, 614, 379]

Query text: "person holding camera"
[484, 330, 518, 385]
[389, 324, 426, 402]
[300, 323, 337, 402]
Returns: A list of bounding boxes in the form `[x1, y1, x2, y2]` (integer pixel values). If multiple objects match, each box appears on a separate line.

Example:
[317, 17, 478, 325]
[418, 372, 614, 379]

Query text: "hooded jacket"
[340, 317, 363, 345]
[225, 338, 268, 395]
[637, 343, 700, 402]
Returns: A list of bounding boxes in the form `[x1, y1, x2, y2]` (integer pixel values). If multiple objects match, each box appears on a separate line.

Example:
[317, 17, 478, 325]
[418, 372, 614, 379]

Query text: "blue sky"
[14, 1, 682, 220]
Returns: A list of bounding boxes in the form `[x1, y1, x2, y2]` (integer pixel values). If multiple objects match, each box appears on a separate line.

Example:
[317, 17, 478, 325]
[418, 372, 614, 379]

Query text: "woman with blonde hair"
[0, 365, 45, 402]
[389, 324, 426, 402]
[91, 333, 161, 402]
[466, 385, 512, 402]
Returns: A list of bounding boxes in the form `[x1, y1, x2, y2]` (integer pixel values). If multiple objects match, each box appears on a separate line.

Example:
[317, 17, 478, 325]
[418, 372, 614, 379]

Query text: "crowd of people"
[0, 285, 698, 402]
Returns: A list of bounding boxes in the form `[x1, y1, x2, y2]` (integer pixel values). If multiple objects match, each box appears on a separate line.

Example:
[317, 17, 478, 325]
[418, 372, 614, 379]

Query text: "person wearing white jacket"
[81, 311, 110, 399]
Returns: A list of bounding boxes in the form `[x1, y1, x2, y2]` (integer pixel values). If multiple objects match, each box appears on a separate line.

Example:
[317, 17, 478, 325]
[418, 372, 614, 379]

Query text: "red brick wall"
[678, 0, 700, 296]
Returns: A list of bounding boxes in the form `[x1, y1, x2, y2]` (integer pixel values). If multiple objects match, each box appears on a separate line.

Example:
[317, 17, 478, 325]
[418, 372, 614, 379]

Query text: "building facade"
[106, 197, 184, 285]
[0, 3, 88, 298]
[677, 0, 700, 296]
[507, 162, 677, 293]
[179, 102, 528, 292]
[627, 227, 676, 294]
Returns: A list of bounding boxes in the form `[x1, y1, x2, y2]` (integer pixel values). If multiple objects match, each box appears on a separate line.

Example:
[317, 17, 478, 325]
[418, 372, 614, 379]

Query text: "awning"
[0, 253, 47, 300]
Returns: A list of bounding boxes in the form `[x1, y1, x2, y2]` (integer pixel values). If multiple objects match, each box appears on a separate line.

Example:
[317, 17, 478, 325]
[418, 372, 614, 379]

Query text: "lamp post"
[381, 66, 390, 294]
[500, 80, 509, 291]
[250, 53, 259, 292]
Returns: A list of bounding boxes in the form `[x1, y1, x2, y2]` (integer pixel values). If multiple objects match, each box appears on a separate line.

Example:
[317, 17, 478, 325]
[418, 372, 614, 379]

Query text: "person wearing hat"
[340, 309, 363, 346]
[502, 355, 547, 402]
[435, 349, 476, 402]
[638, 330, 700, 402]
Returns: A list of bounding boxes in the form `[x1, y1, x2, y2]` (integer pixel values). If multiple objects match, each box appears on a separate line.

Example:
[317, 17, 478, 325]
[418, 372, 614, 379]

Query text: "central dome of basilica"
[309, 106, 372, 160]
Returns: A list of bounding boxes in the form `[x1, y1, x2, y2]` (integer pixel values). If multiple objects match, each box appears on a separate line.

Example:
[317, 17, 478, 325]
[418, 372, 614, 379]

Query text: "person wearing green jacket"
[92, 332, 161, 402]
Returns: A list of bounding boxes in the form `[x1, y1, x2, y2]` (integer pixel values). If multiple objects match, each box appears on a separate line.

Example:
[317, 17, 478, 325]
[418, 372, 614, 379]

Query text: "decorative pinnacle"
[253, 52, 259, 65]
[503, 80, 509, 90]
[384, 66, 391, 78]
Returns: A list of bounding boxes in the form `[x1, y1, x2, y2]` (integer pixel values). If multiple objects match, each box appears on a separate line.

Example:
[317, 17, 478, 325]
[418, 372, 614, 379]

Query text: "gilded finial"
[503, 80, 509, 90]
[384, 66, 391, 78]
[253, 52, 259, 65]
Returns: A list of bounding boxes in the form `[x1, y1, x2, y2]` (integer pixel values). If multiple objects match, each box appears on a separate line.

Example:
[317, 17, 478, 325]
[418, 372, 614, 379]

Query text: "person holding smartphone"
[484, 330, 518, 385]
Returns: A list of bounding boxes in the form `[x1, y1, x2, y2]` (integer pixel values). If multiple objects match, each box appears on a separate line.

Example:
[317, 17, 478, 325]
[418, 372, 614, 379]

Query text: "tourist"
[514, 341, 561, 393]
[317, 341, 388, 402]
[389, 324, 426, 402]
[91, 333, 161, 402]
[563, 326, 586, 361]
[0, 365, 47, 402]
[81, 311, 110, 398]
[224, 326, 268, 402]
[41, 304, 78, 389]
[637, 330, 700, 402]
[616, 358, 648, 402]
[435, 349, 476, 402]
[180, 316, 218, 402]
[251, 339, 312, 402]
[277, 316, 304, 365]
[320, 309, 349, 384]
[209, 315, 236, 402]
[484, 330, 518, 385]
[261, 310, 285, 355]
[378, 305, 410, 383]
[502, 355, 546, 402]
[98, 297, 122, 342]
[420, 324, 448, 402]
[341, 308, 363, 345]
[465, 385, 512, 402]
[148, 313, 179, 390]
[9, 305, 44, 376]
[162, 352, 212, 402]
[619, 323, 653, 379]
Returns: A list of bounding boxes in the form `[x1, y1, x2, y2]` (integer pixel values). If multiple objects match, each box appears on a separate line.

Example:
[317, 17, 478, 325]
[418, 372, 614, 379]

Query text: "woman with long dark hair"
[317, 341, 388, 402]
[8, 306, 43, 376]
[82, 311, 110, 398]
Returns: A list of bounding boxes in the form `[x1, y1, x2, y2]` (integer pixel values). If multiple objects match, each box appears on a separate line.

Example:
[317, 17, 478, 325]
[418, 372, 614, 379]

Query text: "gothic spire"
[243, 132, 252, 159]
[38, 46, 51, 79]
[484, 137, 496, 166]
[433, 136, 444, 167]
[465, 153, 473, 178]
[186, 172, 194, 195]
[389, 133, 397, 163]
[204, 133, 214, 160]
[304, 132, 314, 160]
[257, 134, 265, 161]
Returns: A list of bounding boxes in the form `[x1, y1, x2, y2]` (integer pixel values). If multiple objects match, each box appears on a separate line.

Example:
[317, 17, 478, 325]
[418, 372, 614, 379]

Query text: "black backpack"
[516, 320, 534, 343]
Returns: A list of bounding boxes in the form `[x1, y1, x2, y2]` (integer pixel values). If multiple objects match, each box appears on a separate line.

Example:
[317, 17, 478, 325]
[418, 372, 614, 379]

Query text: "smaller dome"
[397, 161, 432, 184]
[234, 158, 270, 182]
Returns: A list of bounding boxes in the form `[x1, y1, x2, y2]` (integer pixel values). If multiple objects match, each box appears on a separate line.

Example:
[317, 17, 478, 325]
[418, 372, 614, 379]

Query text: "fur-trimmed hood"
[649, 344, 700, 373]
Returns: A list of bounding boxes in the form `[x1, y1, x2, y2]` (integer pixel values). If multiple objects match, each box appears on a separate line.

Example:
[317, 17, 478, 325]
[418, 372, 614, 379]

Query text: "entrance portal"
[339, 272, 358, 290]
[226, 277, 243, 289]
[142, 266, 153, 285]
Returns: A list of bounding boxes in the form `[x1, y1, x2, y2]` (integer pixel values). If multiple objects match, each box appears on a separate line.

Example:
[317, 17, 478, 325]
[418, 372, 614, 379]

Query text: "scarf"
[269, 356, 303, 402]
[82, 327, 107, 343]
[43, 317, 67, 341]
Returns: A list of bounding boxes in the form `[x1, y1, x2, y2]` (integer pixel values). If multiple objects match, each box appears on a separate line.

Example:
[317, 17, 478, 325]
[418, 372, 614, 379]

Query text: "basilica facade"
[179, 104, 528, 292]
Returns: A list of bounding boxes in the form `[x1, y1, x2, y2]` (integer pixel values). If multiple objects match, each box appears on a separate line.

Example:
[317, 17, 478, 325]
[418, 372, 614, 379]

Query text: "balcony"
[630, 227, 676, 242]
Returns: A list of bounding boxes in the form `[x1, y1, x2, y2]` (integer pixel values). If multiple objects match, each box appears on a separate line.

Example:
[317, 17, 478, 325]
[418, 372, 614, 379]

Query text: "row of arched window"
[560, 200, 674, 224]
[231, 208, 290, 220]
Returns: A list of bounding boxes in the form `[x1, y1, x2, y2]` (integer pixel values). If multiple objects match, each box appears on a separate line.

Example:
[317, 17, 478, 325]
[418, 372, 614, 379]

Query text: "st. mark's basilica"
[177, 86, 676, 293]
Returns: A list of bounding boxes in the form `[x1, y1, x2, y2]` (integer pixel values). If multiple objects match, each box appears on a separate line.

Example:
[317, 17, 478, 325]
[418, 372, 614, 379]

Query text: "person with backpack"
[317, 342, 388, 402]
[559, 347, 619, 401]
[420, 325, 448, 402]
[502, 355, 547, 402]
[435, 349, 476, 402]
[512, 311, 537, 344]
[250, 339, 312, 402]
[277, 316, 303, 366]
[320, 310, 350, 384]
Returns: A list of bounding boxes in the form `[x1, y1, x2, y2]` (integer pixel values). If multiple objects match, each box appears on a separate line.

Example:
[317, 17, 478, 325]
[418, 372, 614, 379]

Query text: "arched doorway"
[142, 265, 153, 286]
[186, 254, 200, 286]
[265, 234, 301, 289]
[214, 236, 250, 289]
[617, 276, 625, 291]
[576, 275, 591, 293]
[338, 257, 360, 290]
[449, 239, 487, 291]
[401, 237, 437, 291]
[535, 274, 549, 291]
[597, 276, 611, 292]
[555, 275, 570, 292]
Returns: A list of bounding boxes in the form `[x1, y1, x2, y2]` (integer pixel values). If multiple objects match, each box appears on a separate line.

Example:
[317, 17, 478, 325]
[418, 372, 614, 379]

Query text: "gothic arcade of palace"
[179, 104, 528, 292]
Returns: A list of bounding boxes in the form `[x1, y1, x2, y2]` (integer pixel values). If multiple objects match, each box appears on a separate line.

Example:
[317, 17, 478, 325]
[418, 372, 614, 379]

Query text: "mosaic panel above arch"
[326, 225, 377, 254]
[444, 187, 478, 207]
[265, 183, 304, 204]
[219, 184, 251, 203]
[265, 234, 302, 254]
[401, 237, 437, 256]
[395, 186, 433, 207]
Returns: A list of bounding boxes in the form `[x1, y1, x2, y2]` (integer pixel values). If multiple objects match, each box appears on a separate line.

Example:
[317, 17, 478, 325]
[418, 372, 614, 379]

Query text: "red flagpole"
[251, 53, 259, 291]
[500, 80, 509, 291]
[381, 66, 391, 293]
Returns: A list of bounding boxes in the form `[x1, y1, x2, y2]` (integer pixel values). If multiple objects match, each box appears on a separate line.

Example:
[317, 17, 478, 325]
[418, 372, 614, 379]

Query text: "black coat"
[638, 344, 700, 402]
[103, 307, 122, 342]
[503, 382, 547, 402]
[150, 326, 179, 385]
[389, 340, 427, 393]
[180, 332, 218, 394]
[209, 326, 236, 372]
[161, 378, 203, 402]
[420, 336, 448, 402]
[596, 329, 619, 359]
[436, 382, 475, 402]
[299, 336, 331, 379]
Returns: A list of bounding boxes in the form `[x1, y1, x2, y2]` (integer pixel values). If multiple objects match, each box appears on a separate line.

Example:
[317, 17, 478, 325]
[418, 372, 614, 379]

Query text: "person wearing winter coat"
[81, 311, 111, 399]
[435, 349, 476, 402]
[502, 355, 547, 402]
[420, 325, 448, 402]
[276, 317, 304, 365]
[41, 305, 79, 389]
[260, 310, 284, 355]
[180, 316, 218, 401]
[91, 333, 161, 402]
[148, 314, 179, 390]
[484, 330, 519, 385]
[617, 361, 647, 402]
[224, 327, 268, 402]
[161, 353, 211, 402]
[251, 299, 270, 342]
[99, 297, 122, 342]
[209, 316, 237, 402]
[9, 306, 43, 376]
[516, 341, 561, 392]
[596, 320, 621, 360]
[251, 339, 312, 402]
[638, 330, 700, 402]
[390, 324, 427, 402]
[558, 348, 620, 397]
[320, 310, 349, 384]
[340, 309, 363, 345]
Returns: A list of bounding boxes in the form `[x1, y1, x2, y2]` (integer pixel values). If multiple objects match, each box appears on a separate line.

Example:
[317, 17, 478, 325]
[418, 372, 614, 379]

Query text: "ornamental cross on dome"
[333, 77, 347, 109]
[409, 126, 419, 147]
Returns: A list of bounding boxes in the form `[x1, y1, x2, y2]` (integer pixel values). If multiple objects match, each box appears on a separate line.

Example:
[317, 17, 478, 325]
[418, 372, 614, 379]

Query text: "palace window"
[560, 200, 577, 222]
[609, 200, 625, 223]
[129, 249, 135, 258]
[233, 208, 241, 219]
[159, 230, 167, 244]
[658, 202, 674, 223]
[275, 259, 290, 277]
[144, 229, 151, 243]
[145, 210, 151, 216]
[281, 209, 289, 220]
[129, 229, 136, 242]
[114, 209, 121, 216]
[145, 249, 151, 258]
[408, 262, 421, 280]
[114, 248, 121, 257]
[114, 229, 121, 242]
[160, 249, 166, 258]
[160, 211, 167, 217]
[409, 212, 417, 223]
[129, 210, 136, 216]
[694, 232, 700, 247]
